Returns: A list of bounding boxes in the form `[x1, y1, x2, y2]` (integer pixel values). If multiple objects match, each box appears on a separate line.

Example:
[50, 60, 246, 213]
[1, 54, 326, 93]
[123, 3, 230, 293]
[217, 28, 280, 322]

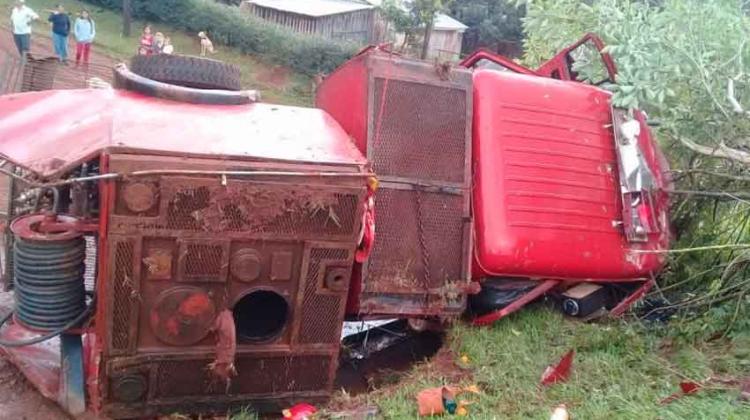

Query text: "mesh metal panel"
[156, 360, 225, 397]
[372, 78, 467, 184]
[234, 356, 331, 394]
[155, 356, 331, 397]
[166, 186, 211, 230]
[298, 248, 349, 344]
[111, 241, 135, 352]
[365, 189, 464, 291]
[123, 179, 361, 237]
[183, 244, 224, 279]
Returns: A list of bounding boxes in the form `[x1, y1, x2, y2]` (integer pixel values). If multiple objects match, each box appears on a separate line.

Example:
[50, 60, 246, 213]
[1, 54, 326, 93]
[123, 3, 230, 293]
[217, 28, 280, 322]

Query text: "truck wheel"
[129, 55, 242, 91]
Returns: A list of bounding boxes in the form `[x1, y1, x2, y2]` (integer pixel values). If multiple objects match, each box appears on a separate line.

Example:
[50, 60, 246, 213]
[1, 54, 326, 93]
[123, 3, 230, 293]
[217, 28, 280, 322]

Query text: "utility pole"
[123, 0, 132, 37]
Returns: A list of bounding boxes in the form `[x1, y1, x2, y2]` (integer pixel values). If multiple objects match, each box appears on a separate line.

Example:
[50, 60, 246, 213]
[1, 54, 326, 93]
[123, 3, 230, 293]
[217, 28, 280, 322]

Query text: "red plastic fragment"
[541, 350, 575, 386]
[660, 381, 702, 404]
[282, 403, 317, 419]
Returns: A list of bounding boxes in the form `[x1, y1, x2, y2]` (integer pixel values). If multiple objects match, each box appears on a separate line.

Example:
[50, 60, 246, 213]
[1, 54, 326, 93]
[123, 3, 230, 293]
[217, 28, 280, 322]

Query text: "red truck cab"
[319, 34, 671, 323]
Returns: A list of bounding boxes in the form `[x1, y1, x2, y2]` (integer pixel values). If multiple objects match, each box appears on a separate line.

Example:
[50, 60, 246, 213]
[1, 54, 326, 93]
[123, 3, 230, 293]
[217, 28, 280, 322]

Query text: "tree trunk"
[123, 0, 132, 37]
[420, 16, 434, 60]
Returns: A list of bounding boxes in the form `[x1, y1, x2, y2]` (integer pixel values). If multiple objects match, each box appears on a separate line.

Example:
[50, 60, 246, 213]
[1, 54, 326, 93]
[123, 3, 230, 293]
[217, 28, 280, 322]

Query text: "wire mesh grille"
[365, 189, 464, 292]
[155, 356, 331, 397]
[156, 182, 360, 236]
[111, 241, 135, 352]
[234, 356, 331, 394]
[298, 248, 349, 344]
[372, 78, 467, 184]
[156, 360, 225, 397]
[183, 244, 224, 279]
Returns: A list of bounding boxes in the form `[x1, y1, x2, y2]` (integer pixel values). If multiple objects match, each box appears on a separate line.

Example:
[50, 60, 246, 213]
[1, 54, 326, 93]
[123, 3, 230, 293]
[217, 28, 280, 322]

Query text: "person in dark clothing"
[47, 4, 70, 63]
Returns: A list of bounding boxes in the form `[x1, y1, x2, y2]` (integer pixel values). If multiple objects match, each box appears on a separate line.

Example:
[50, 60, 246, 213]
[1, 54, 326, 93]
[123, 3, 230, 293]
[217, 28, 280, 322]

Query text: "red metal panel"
[315, 52, 369, 154]
[472, 69, 669, 280]
[97, 154, 366, 417]
[318, 51, 474, 318]
[0, 89, 366, 179]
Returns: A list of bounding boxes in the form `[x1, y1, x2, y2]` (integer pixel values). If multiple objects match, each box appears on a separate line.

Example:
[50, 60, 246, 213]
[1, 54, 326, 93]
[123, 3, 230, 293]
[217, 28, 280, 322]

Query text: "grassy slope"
[370, 307, 750, 419]
[1, 0, 312, 105]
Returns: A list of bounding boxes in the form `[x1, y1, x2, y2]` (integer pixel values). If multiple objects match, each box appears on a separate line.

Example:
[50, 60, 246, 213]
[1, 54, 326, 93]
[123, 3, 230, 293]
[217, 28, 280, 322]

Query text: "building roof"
[433, 13, 468, 32]
[361, 0, 467, 31]
[247, 0, 374, 17]
[0, 89, 366, 179]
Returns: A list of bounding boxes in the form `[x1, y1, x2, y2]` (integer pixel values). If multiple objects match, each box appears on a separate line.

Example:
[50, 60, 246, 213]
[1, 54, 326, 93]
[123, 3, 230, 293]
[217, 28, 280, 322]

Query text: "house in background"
[362, 0, 467, 61]
[426, 13, 468, 61]
[240, 0, 467, 60]
[240, 0, 381, 44]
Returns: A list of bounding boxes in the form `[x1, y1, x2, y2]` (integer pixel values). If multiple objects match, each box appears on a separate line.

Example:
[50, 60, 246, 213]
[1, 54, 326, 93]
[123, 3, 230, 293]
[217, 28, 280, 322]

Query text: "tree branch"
[675, 135, 750, 164]
[669, 169, 750, 182]
[727, 78, 749, 115]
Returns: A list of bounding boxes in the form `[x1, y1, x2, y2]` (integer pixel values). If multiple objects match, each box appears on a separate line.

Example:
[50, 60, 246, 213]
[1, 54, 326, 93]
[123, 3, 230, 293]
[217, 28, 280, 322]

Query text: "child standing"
[138, 25, 153, 55]
[73, 9, 95, 66]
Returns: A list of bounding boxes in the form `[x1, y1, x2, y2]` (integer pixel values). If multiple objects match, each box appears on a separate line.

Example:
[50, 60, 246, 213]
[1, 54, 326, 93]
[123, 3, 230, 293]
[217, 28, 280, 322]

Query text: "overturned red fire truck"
[0, 34, 670, 418]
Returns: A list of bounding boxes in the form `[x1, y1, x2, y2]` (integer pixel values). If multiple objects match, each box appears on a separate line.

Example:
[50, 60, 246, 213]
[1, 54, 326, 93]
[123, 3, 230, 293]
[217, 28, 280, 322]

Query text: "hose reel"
[0, 213, 94, 347]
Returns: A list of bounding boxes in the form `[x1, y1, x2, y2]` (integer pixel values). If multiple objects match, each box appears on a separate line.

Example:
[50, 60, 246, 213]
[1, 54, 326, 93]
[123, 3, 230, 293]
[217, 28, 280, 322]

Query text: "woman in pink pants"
[73, 9, 95, 66]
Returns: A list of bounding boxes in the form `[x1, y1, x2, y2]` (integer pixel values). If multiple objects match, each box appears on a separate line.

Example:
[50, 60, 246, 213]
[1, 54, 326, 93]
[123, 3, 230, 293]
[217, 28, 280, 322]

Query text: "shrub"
[86, 0, 358, 74]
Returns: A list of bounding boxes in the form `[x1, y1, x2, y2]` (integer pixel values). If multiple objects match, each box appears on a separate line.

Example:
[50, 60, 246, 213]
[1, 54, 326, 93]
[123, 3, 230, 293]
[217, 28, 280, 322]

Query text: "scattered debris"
[416, 385, 481, 417]
[660, 381, 702, 404]
[549, 404, 570, 420]
[417, 386, 458, 416]
[327, 405, 379, 419]
[541, 350, 575, 386]
[282, 403, 317, 420]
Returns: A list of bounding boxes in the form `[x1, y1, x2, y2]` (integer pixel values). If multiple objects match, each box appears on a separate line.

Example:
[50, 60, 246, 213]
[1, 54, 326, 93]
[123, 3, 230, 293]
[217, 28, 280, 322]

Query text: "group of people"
[10, 0, 95, 65]
[138, 25, 174, 56]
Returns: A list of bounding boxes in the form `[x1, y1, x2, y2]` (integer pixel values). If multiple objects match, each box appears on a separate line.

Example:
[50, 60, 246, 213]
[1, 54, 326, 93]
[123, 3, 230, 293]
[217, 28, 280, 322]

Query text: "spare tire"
[129, 55, 242, 91]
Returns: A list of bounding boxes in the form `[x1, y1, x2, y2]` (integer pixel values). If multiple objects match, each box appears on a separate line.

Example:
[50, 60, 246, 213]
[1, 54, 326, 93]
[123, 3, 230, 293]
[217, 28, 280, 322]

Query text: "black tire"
[129, 54, 242, 91]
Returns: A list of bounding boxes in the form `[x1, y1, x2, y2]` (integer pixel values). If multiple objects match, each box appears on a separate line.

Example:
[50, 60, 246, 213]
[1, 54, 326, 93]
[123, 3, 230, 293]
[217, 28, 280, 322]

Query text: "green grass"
[365, 307, 750, 419]
[1, 0, 312, 105]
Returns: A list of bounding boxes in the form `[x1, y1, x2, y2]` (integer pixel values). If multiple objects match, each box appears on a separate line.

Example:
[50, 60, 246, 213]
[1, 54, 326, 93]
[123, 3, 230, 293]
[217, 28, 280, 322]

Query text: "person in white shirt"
[10, 0, 39, 58]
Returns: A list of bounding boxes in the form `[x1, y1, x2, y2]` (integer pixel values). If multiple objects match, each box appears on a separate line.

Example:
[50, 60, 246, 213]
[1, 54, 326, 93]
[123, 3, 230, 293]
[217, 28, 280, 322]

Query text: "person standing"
[73, 9, 95, 66]
[138, 25, 153, 55]
[10, 0, 39, 59]
[47, 4, 71, 63]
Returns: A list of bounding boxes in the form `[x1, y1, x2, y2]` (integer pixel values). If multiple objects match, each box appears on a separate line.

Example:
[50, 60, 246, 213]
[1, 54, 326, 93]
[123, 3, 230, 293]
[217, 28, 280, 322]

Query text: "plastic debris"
[660, 381, 701, 404]
[549, 404, 570, 420]
[443, 387, 458, 414]
[416, 386, 461, 416]
[541, 350, 575, 386]
[282, 403, 317, 420]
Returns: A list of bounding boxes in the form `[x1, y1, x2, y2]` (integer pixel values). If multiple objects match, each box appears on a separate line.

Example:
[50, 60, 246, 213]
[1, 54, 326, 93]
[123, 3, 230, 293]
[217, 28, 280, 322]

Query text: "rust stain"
[179, 293, 211, 317]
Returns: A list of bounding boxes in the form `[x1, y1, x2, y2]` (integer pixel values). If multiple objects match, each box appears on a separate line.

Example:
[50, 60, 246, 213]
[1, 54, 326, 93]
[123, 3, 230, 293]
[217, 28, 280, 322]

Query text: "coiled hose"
[0, 236, 93, 347]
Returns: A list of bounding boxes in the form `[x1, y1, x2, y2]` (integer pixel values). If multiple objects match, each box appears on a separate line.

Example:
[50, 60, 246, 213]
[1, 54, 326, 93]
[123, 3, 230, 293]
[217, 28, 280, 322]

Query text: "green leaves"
[523, 0, 750, 337]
